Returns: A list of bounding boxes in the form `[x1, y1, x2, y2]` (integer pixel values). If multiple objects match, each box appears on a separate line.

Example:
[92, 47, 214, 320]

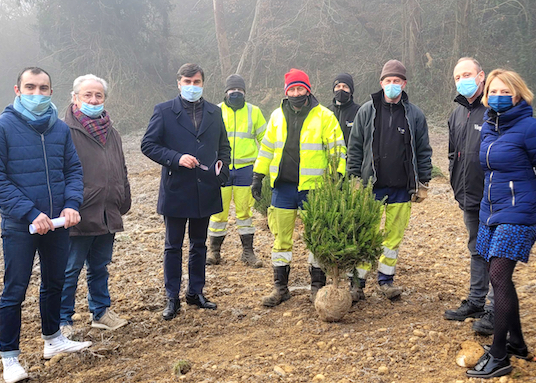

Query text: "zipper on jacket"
[485, 142, 494, 170]
[509, 181, 515, 206]
[232, 110, 237, 169]
[402, 104, 419, 190]
[41, 134, 54, 217]
[486, 171, 493, 224]
[193, 103, 198, 130]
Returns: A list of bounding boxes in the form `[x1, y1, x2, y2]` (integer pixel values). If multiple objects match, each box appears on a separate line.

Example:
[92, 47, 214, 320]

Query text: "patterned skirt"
[476, 223, 536, 263]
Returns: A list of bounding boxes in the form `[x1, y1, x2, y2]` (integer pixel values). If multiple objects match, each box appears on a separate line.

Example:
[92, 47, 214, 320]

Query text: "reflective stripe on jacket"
[254, 100, 346, 191]
[220, 102, 266, 169]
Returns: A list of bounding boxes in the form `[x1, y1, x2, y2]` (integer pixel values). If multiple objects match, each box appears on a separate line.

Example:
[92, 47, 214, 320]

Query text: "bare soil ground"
[2, 128, 536, 383]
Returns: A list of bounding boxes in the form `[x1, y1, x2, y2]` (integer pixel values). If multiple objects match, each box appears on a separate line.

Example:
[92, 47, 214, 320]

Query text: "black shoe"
[444, 299, 485, 321]
[466, 352, 512, 379]
[473, 311, 494, 336]
[162, 298, 180, 320]
[185, 293, 217, 310]
[483, 343, 530, 360]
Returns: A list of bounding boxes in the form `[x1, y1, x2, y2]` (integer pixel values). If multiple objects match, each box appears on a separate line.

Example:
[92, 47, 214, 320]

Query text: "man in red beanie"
[252, 68, 346, 306]
[347, 59, 432, 300]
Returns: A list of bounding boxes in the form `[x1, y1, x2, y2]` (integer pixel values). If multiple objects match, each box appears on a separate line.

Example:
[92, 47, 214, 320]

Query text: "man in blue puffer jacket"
[0, 67, 91, 383]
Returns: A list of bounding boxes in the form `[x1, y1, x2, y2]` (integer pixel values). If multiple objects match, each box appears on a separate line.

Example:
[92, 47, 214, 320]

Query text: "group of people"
[0, 68, 130, 383]
[0, 55, 534, 382]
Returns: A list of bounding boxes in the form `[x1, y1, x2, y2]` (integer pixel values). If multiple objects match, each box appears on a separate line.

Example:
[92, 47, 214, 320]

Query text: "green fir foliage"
[253, 176, 272, 217]
[301, 155, 385, 280]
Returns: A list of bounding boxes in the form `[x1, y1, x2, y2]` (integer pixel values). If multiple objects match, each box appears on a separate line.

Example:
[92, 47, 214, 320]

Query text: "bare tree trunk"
[453, 0, 471, 59]
[213, 0, 232, 79]
[405, 0, 421, 77]
[236, 0, 262, 75]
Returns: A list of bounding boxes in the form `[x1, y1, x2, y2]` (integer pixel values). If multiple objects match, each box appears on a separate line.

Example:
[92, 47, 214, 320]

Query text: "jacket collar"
[171, 96, 216, 137]
[454, 93, 483, 110]
[484, 100, 533, 131]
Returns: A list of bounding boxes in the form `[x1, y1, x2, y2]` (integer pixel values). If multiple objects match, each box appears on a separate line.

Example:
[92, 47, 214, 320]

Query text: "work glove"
[411, 182, 429, 203]
[251, 172, 265, 202]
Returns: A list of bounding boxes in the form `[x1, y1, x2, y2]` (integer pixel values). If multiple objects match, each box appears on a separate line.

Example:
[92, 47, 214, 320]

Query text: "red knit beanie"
[284, 68, 311, 95]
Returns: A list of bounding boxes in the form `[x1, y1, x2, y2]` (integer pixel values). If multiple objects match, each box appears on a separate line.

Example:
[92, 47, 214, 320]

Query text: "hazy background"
[1, 0, 534, 132]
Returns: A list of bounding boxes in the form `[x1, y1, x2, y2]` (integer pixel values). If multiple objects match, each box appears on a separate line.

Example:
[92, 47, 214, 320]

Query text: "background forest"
[1, 0, 535, 132]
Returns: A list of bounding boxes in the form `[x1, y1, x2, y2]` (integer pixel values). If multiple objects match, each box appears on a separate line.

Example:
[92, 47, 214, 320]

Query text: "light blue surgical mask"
[80, 102, 104, 118]
[19, 94, 52, 116]
[456, 77, 479, 98]
[384, 84, 402, 99]
[180, 85, 203, 102]
[488, 95, 513, 113]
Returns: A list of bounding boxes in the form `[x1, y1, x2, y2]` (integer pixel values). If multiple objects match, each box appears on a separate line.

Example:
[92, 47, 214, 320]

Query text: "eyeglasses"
[196, 151, 217, 171]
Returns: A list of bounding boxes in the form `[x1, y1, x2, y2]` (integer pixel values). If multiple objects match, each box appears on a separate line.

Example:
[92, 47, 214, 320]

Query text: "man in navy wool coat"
[141, 63, 231, 320]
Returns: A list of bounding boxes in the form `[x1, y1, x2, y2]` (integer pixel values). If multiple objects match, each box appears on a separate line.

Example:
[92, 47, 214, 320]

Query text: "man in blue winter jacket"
[0, 67, 92, 383]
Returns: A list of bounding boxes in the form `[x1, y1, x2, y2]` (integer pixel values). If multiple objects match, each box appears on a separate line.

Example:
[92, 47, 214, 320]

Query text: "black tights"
[489, 257, 525, 359]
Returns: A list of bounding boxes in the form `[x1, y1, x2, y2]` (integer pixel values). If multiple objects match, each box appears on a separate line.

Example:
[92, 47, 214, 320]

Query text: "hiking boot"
[349, 277, 365, 304]
[43, 334, 92, 359]
[2, 357, 28, 383]
[473, 310, 494, 336]
[206, 236, 225, 265]
[91, 309, 128, 331]
[466, 352, 512, 379]
[444, 299, 485, 321]
[262, 265, 291, 307]
[60, 324, 75, 340]
[309, 266, 326, 303]
[377, 283, 402, 300]
[240, 234, 262, 268]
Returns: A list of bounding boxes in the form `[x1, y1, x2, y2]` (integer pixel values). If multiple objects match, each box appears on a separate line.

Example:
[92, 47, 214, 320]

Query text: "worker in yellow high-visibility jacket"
[252, 69, 346, 307]
[207, 74, 266, 267]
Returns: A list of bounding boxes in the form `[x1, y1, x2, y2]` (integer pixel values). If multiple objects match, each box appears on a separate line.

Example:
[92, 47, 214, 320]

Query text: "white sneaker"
[91, 309, 128, 331]
[2, 356, 28, 383]
[60, 324, 75, 340]
[43, 334, 92, 359]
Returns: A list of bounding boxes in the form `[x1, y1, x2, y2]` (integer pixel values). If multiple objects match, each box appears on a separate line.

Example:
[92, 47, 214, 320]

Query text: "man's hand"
[31, 213, 55, 235]
[61, 208, 81, 228]
[179, 154, 199, 169]
[251, 172, 265, 202]
[411, 182, 430, 203]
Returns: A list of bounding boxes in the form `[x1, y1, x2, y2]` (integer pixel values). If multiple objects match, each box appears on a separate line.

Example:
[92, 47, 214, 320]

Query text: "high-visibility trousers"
[268, 182, 321, 267]
[208, 166, 255, 237]
[355, 202, 411, 278]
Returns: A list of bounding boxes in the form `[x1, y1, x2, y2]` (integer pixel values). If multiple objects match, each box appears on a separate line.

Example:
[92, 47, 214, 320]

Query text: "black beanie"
[333, 73, 354, 95]
[225, 74, 246, 93]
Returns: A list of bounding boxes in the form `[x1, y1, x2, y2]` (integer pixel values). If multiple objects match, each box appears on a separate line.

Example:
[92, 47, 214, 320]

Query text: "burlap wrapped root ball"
[314, 285, 352, 322]
[456, 341, 485, 368]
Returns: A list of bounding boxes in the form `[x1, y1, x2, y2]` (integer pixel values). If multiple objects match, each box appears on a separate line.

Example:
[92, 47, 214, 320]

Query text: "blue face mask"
[384, 84, 402, 99]
[488, 95, 513, 113]
[19, 94, 52, 116]
[456, 77, 479, 98]
[80, 102, 104, 118]
[180, 85, 203, 102]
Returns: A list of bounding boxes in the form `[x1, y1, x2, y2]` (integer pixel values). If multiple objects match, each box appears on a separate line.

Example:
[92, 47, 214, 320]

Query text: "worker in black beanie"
[328, 73, 360, 145]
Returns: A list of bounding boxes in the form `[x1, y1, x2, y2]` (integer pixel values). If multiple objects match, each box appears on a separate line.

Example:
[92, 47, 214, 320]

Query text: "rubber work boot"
[240, 234, 262, 268]
[309, 266, 326, 303]
[349, 277, 365, 304]
[262, 265, 291, 307]
[206, 236, 225, 265]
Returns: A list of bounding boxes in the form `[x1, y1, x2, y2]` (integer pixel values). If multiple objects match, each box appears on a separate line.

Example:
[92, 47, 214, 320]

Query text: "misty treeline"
[1, 0, 534, 132]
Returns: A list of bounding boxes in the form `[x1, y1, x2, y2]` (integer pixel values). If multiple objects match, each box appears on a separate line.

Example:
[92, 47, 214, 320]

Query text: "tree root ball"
[314, 285, 352, 322]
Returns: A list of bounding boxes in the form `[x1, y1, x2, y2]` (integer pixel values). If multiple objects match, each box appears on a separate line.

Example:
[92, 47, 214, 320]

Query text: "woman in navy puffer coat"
[467, 69, 536, 379]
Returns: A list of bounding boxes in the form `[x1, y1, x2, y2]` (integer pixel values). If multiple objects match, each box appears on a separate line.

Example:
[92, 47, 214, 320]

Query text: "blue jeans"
[164, 216, 210, 298]
[60, 234, 115, 324]
[0, 219, 69, 355]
